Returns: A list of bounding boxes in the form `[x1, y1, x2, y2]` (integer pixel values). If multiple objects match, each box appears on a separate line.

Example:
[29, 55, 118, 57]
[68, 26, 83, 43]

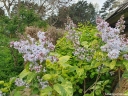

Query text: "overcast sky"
[73, 0, 107, 9]
[0, 0, 107, 16]
[0, 0, 107, 9]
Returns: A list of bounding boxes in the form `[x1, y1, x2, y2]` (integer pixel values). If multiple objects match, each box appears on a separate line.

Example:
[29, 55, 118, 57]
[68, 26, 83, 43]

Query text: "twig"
[93, 72, 101, 93]
[84, 79, 86, 94]
[84, 65, 102, 94]
[84, 71, 101, 94]
[118, 67, 121, 88]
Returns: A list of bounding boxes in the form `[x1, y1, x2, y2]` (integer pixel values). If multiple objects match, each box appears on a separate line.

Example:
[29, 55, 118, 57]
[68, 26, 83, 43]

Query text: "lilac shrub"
[10, 31, 57, 76]
[9, 31, 58, 92]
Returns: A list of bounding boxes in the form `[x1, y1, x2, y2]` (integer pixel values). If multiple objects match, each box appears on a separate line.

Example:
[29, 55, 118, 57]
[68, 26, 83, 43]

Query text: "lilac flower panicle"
[37, 76, 48, 89]
[29, 64, 42, 73]
[15, 78, 25, 87]
[96, 15, 128, 59]
[10, 31, 55, 63]
[108, 49, 120, 59]
[116, 15, 125, 32]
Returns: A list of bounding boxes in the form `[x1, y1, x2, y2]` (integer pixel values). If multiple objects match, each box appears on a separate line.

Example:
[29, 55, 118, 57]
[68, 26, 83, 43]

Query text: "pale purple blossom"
[10, 31, 55, 63]
[96, 15, 128, 59]
[108, 49, 120, 59]
[15, 78, 25, 87]
[100, 44, 111, 52]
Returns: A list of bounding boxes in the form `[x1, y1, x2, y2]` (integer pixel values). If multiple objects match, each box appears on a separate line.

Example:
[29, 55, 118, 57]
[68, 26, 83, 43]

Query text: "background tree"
[65, 1, 96, 25]
[47, 6, 70, 27]
[99, 0, 128, 19]
[11, 1, 46, 18]
[0, 8, 4, 16]
[0, 0, 72, 18]
[99, 0, 115, 19]
[0, 0, 18, 18]
[121, 0, 128, 4]
[49, 0, 97, 28]
[92, 3, 100, 12]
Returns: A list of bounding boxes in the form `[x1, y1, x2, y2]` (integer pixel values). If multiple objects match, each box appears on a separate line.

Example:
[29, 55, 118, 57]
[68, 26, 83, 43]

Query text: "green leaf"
[15, 86, 25, 90]
[58, 56, 70, 65]
[14, 91, 21, 96]
[42, 74, 52, 80]
[123, 60, 128, 70]
[58, 75, 64, 82]
[61, 63, 71, 68]
[109, 60, 116, 69]
[103, 80, 109, 86]
[122, 71, 128, 78]
[124, 90, 128, 95]
[100, 68, 109, 73]
[95, 89, 101, 95]
[26, 72, 36, 83]
[94, 62, 101, 68]
[69, 66, 78, 72]
[19, 69, 31, 79]
[78, 89, 83, 93]
[53, 81, 73, 96]
[61, 81, 73, 96]
[76, 68, 84, 77]
[84, 92, 94, 96]
[32, 88, 39, 95]
[0, 81, 4, 84]
[9, 77, 17, 84]
[54, 84, 66, 96]
[49, 52, 61, 57]
[81, 41, 89, 48]
[40, 86, 53, 96]
[91, 60, 97, 67]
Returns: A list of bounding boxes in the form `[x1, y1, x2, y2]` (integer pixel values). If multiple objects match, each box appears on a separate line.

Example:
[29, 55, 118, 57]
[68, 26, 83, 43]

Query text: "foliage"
[1, 16, 128, 96]
[0, 7, 47, 37]
[11, 1, 45, 17]
[0, 33, 24, 82]
[0, 3, 47, 86]
[69, 1, 96, 24]
[99, 0, 116, 19]
[48, 0, 96, 28]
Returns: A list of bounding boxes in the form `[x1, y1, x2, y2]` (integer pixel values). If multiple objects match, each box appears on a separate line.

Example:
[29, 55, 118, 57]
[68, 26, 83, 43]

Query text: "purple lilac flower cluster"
[15, 78, 26, 87]
[10, 31, 55, 63]
[37, 76, 48, 89]
[65, 17, 89, 60]
[96, 15, 128, 59]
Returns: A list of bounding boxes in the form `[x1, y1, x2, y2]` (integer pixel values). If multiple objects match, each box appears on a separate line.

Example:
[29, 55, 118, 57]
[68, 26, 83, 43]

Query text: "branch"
[9, 0, 16, 6]
[38, 0, 47, 14]
[84, 65, 102, 94]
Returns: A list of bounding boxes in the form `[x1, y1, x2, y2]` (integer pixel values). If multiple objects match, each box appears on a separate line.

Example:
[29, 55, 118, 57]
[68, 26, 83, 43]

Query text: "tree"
[48, 0, 97, 28]
[47, 6, 70, 27]
[99, 0, 116, 19]
[0, 8, 4, 16]
[68, 1, 96, 24]
[0, 0, 18, 18]
[92, 3, 100, 12]
[0, 0, 72, 18]
[11, 1, 46, 18]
